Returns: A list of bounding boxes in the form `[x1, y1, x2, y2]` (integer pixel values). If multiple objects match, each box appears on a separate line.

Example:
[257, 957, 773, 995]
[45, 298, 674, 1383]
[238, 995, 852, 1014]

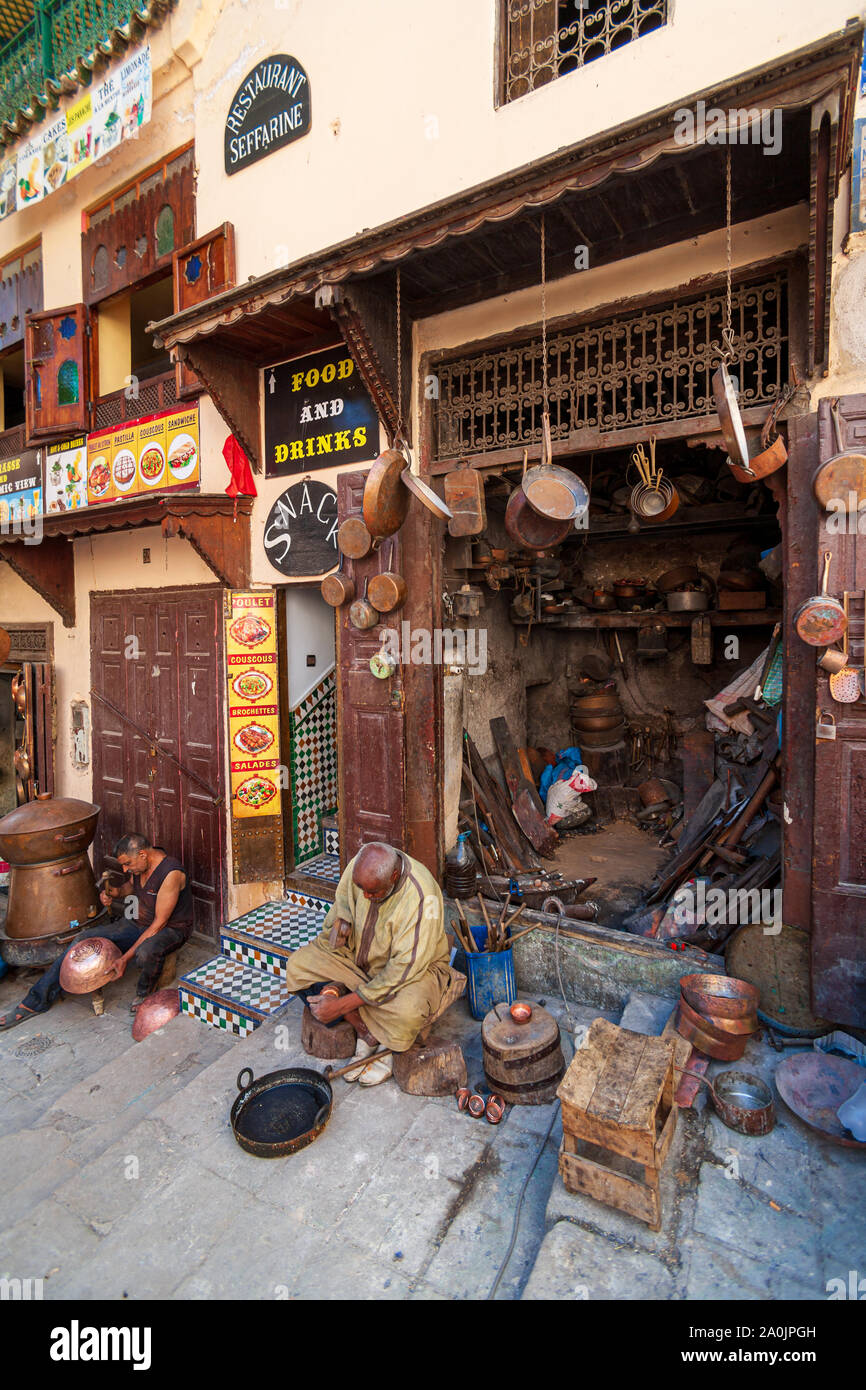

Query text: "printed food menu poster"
[225, 592, 281, 819]
[45, 437, 87, 512]
[87, 428, 116, 505]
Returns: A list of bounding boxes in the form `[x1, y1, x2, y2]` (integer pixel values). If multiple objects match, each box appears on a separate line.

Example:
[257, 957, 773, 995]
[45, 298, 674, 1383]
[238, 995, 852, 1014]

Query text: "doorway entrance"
[90, 585, 226, 940]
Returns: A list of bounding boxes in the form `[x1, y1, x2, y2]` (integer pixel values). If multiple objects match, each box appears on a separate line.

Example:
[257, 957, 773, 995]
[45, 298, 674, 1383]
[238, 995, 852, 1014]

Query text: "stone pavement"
[1, 958, 863, 1301]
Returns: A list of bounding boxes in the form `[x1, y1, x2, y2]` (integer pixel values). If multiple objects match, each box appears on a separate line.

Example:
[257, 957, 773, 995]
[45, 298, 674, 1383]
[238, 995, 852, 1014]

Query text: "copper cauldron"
[0, 793, 101, 940]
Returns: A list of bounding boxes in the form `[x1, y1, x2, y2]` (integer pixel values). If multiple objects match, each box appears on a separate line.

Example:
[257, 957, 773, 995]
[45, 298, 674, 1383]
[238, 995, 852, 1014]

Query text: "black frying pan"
[231, 1067, 333, 1158]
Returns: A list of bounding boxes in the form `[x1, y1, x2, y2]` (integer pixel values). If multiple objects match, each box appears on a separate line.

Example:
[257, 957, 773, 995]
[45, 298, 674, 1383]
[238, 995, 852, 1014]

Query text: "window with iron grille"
[432, 273, 788, 461]
[501, 0, 668, 104]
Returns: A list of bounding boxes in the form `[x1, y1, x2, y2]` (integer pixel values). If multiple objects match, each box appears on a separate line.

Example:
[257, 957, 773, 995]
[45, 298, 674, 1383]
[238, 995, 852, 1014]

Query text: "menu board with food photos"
[225, 591, 282, 819]
[45, 436, 88, 513]
[84, 402, 200, 507]
[0, 449, 43, 530]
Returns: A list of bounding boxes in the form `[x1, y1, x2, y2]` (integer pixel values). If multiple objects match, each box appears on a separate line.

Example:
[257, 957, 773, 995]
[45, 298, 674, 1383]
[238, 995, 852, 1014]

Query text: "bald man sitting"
[284, 842, 451, 1086]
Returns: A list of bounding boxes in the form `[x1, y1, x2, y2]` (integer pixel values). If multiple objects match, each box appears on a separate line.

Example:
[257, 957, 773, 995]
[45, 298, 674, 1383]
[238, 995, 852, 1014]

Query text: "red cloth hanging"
[222, 434, 257, 498]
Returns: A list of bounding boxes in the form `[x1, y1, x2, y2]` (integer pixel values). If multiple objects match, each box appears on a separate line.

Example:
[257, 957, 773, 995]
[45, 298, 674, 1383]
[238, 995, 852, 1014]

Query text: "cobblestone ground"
[1, 961, 862, 1301]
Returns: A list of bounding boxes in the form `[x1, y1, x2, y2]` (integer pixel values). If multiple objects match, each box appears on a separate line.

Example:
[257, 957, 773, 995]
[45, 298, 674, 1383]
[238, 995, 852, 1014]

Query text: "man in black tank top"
[0, 831, 194, 1028]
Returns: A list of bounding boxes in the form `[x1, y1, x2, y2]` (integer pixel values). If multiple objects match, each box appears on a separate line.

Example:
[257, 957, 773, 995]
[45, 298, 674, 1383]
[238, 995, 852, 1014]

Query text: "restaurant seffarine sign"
[224, 55, 311, 175]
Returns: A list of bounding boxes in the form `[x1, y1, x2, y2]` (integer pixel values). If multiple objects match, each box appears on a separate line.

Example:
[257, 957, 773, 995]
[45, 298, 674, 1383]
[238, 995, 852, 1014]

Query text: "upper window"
[501, 0, 668, 104]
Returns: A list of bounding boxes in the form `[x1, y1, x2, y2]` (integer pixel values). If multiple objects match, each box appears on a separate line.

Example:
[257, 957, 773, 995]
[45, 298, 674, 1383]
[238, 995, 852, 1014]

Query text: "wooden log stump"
[157, 950, 180, 989]
[393, 1038, 467, 1096]
[301, 1004, 356, 1059]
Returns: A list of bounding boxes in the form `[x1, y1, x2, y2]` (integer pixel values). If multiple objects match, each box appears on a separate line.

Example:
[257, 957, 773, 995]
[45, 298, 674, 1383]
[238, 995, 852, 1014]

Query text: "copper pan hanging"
[401, 467, 452, 522]
[812, 401, 866, 513]
[363, 448, 410, 539]
[522, 414, 589, 523]
[794, 551, 847, 647]
[727, 391, 790, 484]
[320, 553, 355, 607]
[712, 361, 750, 471]
[337, 518, 373, 560]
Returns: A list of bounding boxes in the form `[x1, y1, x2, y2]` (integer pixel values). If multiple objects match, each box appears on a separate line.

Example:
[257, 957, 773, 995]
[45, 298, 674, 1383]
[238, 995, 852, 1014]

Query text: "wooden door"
[91, 587, 225, 940]
[811, 394, 866, 1027]
[336, 472, 405, 862]
[24, 303, 90, 442]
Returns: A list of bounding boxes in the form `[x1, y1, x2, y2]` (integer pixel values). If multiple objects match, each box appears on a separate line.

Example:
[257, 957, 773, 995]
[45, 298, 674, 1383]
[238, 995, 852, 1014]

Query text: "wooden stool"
[393, 967, 468, 1096]
[157, 950, 180, 989]
[556, 1018, 678, 1232]
[301, 1004, 356, 1059]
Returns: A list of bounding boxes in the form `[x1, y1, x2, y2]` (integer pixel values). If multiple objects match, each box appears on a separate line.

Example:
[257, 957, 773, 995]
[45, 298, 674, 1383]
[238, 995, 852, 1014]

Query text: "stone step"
[0, 1014, 235, 1217]
[286, 852, 339, 903]
[221, 899, 327, 978]
[180, 953, 292, 1038]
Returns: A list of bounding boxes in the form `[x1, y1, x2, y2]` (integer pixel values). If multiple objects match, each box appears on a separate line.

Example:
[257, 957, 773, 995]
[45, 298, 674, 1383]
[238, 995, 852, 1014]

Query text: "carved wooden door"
[811, 394, 866, 1026]
[336, 471, 405, 863]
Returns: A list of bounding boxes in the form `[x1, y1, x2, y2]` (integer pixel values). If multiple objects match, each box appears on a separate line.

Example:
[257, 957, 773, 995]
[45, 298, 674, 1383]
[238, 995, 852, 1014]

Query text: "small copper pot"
[455, 1087, 471, 1112]
[467, 1093, 486, 1117]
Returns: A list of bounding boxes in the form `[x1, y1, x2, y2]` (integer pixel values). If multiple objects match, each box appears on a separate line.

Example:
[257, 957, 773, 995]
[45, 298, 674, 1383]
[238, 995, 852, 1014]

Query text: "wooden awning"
[0, 495, 252, 627]
[149, 28, 861, 469]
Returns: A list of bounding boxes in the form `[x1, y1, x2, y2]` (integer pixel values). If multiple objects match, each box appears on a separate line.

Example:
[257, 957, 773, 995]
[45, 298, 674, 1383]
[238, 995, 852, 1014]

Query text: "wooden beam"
[176, 341, 262, 471]
[160, 505, 251, 589]
[808, 94, 839, 376]
[327, 279, 412, 445]
[0, 536, 75, 627]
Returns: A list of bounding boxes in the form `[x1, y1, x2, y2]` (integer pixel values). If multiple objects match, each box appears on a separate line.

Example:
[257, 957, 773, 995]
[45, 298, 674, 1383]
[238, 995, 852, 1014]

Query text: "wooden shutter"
[336, 471, 406, 862]
[811, 393, 866, 1027]
[24, 303, 90, 443]
[172, 224, 236, 399]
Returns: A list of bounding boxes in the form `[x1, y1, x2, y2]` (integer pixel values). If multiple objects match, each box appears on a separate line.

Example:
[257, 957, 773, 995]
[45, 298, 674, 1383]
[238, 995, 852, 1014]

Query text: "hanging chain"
[721, 147, 736, 362]
[540, 213, 549, 414]
[395, 266, 404, 449]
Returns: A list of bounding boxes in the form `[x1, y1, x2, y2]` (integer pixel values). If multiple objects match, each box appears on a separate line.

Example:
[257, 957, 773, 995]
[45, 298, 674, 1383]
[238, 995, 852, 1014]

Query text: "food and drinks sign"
[264, 344, 380, 476]
[225, 592, 282, 819]
[0, 46, 152, 220]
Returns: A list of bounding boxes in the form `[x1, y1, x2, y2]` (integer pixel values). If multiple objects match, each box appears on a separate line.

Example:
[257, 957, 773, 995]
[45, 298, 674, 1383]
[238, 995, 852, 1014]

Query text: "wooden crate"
[556, 1018, 678, 1231]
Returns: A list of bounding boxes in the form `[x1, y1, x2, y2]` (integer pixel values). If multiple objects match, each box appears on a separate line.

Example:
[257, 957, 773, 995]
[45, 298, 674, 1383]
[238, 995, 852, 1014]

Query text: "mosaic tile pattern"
[323, 825, 339, 856]
[289, 668, 337, 866]
[179, 989, 257, 1037]
[222, 938, 287, 978]
[296, 852, 341, 885]
[180, 955, 291, 1014]
[284, 886, 333, 913]
[226, 901, 327, 948]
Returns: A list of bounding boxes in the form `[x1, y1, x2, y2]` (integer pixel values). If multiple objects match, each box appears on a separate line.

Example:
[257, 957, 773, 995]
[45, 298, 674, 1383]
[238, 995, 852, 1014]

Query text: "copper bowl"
[467, 1093, 486, 1117]
[131, 988, 181, 1042]
[456, 1087, 471, 1112]
[58, 936, 122, 994]
[675, 1004, 747, 1061]
[510, 1002, 533, 1023]
[680, 973, 760, 1020]
[678, 995, 757, 1037]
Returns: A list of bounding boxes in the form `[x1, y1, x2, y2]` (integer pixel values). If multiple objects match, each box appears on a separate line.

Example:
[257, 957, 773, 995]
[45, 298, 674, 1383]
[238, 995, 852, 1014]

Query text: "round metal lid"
[0, 793, 100, 835]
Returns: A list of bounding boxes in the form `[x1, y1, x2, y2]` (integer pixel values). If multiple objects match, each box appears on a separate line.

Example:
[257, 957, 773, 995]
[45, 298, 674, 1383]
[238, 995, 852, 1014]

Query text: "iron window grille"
[502, 0, 668, 104]
[432, 272, 789, 461]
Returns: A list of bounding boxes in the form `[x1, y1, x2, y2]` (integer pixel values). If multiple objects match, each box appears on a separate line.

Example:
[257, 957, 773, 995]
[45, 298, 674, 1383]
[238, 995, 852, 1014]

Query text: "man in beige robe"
[284, 842, 450, 1085]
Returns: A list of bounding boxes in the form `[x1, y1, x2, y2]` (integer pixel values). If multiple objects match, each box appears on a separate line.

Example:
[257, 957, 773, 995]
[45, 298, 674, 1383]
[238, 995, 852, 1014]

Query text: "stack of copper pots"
[571, 688, 626, 749]
[675, 973, 760, 1061]
[0, 793, 102, 967]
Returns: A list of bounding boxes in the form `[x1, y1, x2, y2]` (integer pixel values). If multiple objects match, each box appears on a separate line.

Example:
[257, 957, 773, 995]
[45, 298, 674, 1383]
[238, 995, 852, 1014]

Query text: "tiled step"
[320, 813, 339, 856]
[180, 955, 292, 1038]
[290, 851, 341, 886]
[221, 900, 327, 978]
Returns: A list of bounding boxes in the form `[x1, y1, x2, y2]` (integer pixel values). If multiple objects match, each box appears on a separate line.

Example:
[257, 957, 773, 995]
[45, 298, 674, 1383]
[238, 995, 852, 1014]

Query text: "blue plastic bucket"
[465, 925, 516, 1020]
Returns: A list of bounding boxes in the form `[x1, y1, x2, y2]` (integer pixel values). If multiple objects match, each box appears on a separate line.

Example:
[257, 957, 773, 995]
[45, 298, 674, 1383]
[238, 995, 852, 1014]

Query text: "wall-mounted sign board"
[263, 478, 338, 577]
[264, 344, 379, 477]
[225, 591, 282, 819]
[224, 55, 311, 175]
